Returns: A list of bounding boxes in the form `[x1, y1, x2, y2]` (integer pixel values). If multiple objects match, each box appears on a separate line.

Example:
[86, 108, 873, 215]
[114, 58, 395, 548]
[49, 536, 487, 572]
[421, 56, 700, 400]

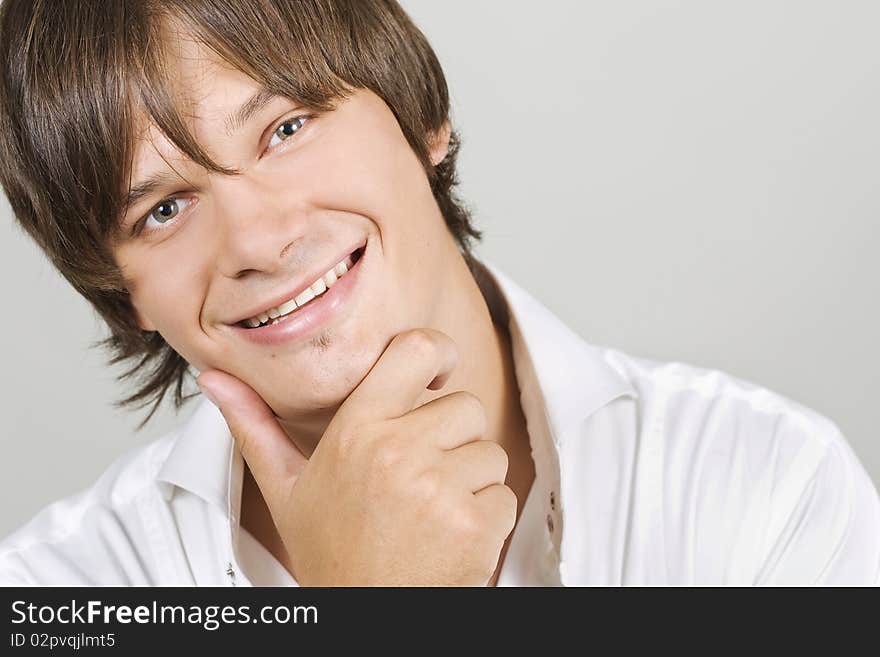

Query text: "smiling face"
[111, 37, 462, 428]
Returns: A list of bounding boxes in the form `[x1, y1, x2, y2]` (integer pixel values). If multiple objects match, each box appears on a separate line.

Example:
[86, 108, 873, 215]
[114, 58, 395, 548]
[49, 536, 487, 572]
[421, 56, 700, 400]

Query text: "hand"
[196, 328, 517, 586]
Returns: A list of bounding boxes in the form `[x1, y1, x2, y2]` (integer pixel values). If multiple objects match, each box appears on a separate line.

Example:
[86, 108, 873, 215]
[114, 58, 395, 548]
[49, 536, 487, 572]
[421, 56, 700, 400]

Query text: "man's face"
[112, 39, 459, 425]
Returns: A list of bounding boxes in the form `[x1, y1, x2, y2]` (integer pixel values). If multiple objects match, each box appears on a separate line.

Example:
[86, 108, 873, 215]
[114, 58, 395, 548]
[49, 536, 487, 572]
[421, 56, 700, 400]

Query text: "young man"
[0, 0, 877, 586]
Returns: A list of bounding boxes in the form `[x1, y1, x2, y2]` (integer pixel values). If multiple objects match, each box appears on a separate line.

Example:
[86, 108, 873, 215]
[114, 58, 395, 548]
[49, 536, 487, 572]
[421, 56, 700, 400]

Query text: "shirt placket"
[222, 441, 252, 586]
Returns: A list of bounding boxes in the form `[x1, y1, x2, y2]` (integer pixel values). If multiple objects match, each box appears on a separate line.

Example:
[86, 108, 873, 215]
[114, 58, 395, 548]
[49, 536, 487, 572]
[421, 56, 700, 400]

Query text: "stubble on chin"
[308, 328, 334, 352]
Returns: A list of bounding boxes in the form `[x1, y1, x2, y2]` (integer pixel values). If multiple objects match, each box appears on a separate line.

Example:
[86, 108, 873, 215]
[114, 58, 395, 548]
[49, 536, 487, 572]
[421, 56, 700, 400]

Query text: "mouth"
[232, 243, 365, 330]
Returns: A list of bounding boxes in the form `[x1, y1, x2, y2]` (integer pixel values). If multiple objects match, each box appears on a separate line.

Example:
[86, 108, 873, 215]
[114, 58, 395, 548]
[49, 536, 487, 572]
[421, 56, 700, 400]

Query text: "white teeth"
[242, 250, 359, 327]
[294, 286, 315, 306]
[277, 298, 297, 316]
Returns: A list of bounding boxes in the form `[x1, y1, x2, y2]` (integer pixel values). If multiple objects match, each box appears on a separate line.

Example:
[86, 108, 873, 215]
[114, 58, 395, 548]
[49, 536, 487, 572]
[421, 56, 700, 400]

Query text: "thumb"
[196, 369, 309, 507]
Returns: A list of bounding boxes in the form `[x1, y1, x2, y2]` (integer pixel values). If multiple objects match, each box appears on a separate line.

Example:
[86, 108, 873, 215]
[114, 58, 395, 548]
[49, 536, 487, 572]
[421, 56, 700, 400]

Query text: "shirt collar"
[472, 259, 637, 445]
[155, 395, 232, 511]
[156, 257, 638, 512]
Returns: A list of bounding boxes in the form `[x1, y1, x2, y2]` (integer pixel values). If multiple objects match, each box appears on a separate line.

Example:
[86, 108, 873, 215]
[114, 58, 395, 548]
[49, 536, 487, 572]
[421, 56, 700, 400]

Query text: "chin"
[258, 337, 383, 417]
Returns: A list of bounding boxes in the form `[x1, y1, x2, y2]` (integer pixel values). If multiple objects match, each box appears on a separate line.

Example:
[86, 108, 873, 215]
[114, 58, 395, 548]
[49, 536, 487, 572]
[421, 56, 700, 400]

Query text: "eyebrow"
[123, 171, 184, 212]
[225, 88, 278, 137]
[121, 89, 280, 215]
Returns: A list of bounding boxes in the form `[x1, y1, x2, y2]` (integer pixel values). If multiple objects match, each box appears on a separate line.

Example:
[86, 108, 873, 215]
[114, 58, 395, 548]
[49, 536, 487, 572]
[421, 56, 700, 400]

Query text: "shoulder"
[600, 348, 880, 585]
[0, 430, 179, 586]
[604, 347, 862, 468]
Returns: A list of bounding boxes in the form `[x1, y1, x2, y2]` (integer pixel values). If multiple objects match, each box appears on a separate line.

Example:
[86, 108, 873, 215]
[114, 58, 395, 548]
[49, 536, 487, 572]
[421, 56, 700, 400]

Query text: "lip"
[228, 239, 367, 326]
[227, 239, 368, 347]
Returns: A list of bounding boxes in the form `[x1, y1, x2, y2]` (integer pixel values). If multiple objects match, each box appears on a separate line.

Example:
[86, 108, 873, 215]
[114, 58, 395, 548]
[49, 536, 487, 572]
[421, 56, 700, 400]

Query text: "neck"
[482, 317, 535, 586]
[428, 258, 536, 568]
[244, 253, 535, 584]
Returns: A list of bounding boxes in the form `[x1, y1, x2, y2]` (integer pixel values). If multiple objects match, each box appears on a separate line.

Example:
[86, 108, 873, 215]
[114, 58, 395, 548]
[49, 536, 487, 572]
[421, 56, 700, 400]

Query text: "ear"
[428, 120, 452, 167]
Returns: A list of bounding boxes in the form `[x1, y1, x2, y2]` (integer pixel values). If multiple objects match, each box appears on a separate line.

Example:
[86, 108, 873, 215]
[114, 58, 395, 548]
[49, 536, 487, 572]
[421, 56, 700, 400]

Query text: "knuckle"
[373, 442, 402, 472]
[488, 441, 510, 475]
[499, 485, 518, 527]
[415, 469, 443, 500]
[453, 508, 483, 540]
[370, 435, 406, 474]
[451, 391, 488, 433]
[497, 483, 517, 506]
[482, 484, 517, 524]
[395, 328, 438, 359]
[450, 388, 479, 406]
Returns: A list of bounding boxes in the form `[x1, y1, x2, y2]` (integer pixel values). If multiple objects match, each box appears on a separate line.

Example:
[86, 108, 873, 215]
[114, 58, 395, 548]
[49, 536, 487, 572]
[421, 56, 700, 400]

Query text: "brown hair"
[0, 0, 480, 427]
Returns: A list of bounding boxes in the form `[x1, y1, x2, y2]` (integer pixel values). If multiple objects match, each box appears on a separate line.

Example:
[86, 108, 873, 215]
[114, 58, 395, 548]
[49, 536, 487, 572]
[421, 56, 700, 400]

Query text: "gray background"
[1, 0, 877, 536]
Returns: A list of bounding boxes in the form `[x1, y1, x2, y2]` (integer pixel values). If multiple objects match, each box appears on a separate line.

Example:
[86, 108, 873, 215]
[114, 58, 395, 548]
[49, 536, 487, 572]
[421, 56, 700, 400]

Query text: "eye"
[268, 115, 308, 149]
[142, 197, 193, 232]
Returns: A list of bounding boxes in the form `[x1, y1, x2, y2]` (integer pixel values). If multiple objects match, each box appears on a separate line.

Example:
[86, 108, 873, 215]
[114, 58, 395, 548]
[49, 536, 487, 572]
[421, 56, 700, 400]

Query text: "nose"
[209, 171, 304, 279]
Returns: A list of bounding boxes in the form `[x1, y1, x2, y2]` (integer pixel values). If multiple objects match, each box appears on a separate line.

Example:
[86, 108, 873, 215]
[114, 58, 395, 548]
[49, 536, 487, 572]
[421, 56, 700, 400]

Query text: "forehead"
[168, 34, 263, 126]
[128, 33, 266, 182]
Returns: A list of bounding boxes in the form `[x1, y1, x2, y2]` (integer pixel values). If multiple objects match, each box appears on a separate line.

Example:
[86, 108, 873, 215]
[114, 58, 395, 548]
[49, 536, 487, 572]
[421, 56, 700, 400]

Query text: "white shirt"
[1, 260, 878, 586]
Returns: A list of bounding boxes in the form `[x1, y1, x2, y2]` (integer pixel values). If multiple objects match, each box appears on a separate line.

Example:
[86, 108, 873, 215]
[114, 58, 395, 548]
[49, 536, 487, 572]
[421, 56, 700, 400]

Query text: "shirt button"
[549, 491, 556, 510]
[546, 513, 554, 534]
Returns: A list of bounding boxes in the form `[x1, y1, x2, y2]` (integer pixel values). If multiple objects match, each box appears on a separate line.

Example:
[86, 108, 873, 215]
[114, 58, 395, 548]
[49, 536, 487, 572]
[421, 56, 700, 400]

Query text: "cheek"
[123, 250, 212, 359]
[279, 112, 432, 238]
[284, 122, 447, 302]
